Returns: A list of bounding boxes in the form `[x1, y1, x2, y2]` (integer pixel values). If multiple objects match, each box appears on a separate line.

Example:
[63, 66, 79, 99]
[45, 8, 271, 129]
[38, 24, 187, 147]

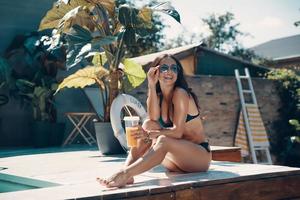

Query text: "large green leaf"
[58, 5, 94, 33]
[118, 5, 156, 31]
[55, 65, 109, 94]
[118, 3, 180, 44]
[65, 25, 117, 68]
[123, 27, 136, 46]
[87, 0, 115, 17]
[92, 52, 107, 66]
[152, 2, 181, 23]
[39, 0, 90, 31]
[118, 5, 139, 27]
[15, 79, 35, 94]
[90, 3, 111, 36]
[123, 58, 146, 88]
[137, 7, 153, 29]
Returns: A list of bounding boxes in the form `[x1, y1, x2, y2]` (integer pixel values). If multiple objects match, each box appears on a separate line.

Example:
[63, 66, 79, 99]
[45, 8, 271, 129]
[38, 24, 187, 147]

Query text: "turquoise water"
[0, 173, 60, 193]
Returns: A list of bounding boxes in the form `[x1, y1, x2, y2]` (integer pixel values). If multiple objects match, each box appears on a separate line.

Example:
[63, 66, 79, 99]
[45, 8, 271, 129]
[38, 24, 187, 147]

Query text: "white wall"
[0, 0, 55, 53]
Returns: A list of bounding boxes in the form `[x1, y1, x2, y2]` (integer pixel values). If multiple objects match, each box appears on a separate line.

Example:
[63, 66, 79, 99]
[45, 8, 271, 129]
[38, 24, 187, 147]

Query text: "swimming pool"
[0, 173, 60, 193]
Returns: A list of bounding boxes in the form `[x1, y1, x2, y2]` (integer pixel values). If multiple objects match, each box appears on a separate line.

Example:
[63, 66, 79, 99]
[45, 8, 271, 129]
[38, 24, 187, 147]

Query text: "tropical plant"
[0, 58, 10, 107]
[0, 32, 65, 122]
[38, 0, 180, 122]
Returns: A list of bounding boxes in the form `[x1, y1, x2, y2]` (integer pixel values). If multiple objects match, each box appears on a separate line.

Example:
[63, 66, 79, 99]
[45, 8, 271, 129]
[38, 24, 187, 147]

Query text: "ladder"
[235, 68, 272, 164]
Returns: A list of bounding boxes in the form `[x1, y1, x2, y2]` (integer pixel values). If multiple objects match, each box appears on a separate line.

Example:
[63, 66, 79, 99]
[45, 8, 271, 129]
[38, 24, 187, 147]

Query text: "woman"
[97, 54, 211, 188]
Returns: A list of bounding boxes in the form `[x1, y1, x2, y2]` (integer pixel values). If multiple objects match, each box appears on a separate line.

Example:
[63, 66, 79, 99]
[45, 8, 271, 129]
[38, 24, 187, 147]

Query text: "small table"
[63, 112, 97, 147]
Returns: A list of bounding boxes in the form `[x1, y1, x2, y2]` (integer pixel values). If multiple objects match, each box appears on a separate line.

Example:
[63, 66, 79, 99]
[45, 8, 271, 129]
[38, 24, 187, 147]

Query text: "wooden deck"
[0, 146, 299, 200]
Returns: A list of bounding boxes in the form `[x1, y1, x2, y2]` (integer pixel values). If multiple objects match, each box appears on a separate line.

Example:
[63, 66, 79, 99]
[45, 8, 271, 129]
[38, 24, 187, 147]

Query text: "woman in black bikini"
[97, 54, 211, 188]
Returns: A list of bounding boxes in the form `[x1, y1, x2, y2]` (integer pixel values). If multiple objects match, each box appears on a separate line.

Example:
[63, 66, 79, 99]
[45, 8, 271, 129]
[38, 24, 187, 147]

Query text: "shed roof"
[250, 34, 300, 60]
[131, 43, 199, 66]
[132, 43, 268, 71]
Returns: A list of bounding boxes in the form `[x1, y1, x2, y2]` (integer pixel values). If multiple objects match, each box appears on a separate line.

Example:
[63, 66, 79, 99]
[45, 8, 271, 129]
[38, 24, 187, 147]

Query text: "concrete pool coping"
[0, 145, 300, 199]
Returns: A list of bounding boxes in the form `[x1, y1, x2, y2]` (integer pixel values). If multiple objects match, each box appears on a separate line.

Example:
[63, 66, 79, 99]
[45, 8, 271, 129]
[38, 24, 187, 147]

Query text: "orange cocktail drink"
[126, 126, 138, 147]
[124, 116, 140, 148]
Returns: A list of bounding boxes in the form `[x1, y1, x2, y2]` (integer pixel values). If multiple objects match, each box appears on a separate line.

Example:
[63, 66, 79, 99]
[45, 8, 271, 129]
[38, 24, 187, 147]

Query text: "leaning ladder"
[235, 68, 272, 164]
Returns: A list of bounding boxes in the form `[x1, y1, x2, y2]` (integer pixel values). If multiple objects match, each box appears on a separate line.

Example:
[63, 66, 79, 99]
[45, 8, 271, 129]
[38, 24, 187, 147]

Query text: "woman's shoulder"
[174, 87, 188, 94]
[173, 87, 189, 98]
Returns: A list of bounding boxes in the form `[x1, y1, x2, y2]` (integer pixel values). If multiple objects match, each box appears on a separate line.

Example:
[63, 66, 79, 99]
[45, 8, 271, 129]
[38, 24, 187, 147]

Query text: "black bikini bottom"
[199, 142, 211, 153]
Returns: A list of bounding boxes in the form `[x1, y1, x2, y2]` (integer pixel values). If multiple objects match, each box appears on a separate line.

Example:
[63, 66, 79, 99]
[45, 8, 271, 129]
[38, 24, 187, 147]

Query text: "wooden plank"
[175, 174, 300, 200]
[211, 146, 242, 162]
[127, 192, 175, 200]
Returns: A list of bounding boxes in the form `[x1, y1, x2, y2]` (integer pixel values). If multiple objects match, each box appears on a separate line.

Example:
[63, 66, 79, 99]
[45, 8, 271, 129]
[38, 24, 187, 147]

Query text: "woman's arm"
[148, 88, 189, 139]
[146, 67, 160, 120]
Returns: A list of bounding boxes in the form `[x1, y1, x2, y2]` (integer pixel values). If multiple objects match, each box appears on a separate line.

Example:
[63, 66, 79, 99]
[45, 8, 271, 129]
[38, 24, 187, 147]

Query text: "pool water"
[0, 173, 60, 193]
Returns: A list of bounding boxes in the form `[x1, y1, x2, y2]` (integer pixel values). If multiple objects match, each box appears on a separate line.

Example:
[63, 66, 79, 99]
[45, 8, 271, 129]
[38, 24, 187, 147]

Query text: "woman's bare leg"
[99, 135, 211, 188]
[97, 119, 160, 185]
[124, 119, 160, 167]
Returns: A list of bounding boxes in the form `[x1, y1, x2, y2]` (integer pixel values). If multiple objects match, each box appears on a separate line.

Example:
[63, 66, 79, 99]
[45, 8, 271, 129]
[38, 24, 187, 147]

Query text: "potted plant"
[1, 32, 66, 147]
[38, 0, 180, 153]
[0, 67, 9, 134]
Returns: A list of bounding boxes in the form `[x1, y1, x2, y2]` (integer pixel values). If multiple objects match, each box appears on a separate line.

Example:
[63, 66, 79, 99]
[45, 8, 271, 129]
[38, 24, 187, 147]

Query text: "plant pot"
[31, 121, 52, 148]
[49, 122, 65, 146]
[31, 122, 65, 148]
[94, 122, 125, 155]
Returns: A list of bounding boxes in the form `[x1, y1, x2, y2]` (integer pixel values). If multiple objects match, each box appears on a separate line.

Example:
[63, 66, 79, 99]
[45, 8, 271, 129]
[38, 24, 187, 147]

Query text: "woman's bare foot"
[96, 170, 132, 188]
[127, 177, 134, 184]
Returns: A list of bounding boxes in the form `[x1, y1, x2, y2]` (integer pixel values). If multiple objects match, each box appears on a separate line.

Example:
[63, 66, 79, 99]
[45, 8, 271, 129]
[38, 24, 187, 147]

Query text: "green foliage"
[125, 13, 166, 57]
[39, 0, 180, 121]
[267, 69, 300, 166]
[123, 0, 169, 57]
[202, 12, 271, 65]
[202, 12, 244, 52]
[0, 57, 11, 88]
[1, 32, 65, 122]
[164, 31, 203, 50]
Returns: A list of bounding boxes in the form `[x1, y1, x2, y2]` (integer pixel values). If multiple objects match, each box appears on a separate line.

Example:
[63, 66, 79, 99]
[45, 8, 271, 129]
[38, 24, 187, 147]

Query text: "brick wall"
[129, 75, 281, 147]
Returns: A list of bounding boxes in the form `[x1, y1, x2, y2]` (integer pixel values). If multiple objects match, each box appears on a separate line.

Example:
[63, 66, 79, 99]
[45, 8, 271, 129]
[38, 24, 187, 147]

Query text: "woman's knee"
[156, 135, 169, 145]
[142, 119, 161, 130]
[154, 135, 172, 152]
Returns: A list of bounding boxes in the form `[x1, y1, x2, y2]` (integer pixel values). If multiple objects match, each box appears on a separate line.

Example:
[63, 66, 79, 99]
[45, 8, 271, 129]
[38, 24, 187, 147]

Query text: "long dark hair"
[149, 54, 200, 111]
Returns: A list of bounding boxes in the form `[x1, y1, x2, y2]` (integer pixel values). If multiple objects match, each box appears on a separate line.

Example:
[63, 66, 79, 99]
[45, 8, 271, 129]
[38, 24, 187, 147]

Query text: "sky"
[160, 0, 300, 48]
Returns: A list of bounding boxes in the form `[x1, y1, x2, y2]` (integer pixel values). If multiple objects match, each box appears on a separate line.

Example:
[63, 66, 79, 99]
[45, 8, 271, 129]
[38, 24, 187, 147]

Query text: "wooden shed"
[132, 43, 269, 77]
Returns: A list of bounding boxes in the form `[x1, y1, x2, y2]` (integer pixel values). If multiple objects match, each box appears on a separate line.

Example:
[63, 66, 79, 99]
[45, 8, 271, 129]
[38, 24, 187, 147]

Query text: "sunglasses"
[159, 64, 178, 74]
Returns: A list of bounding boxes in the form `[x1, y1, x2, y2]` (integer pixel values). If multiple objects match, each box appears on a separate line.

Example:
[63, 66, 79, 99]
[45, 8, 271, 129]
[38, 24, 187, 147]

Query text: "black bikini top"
[159, 95, 199, 127]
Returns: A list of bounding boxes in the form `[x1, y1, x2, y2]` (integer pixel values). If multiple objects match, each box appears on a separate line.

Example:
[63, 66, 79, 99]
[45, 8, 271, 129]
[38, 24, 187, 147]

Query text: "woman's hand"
[130, 126, 161, 144]
[148, 130, 160, 139]
[147, 66, 159, 88]
[130, 125, 148, 140]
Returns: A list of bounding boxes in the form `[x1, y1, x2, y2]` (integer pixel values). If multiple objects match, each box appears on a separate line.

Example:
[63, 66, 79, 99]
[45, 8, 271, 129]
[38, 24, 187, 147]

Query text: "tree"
[164, 31, 203, 50]
[202, 12, 245, 53]
[202, 12, 270, 64]
[164, 12, 258, 61]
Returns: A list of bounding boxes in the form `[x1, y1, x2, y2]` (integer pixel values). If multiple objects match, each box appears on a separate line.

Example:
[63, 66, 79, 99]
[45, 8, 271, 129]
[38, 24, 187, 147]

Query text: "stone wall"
[129, 75, 281, 147]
